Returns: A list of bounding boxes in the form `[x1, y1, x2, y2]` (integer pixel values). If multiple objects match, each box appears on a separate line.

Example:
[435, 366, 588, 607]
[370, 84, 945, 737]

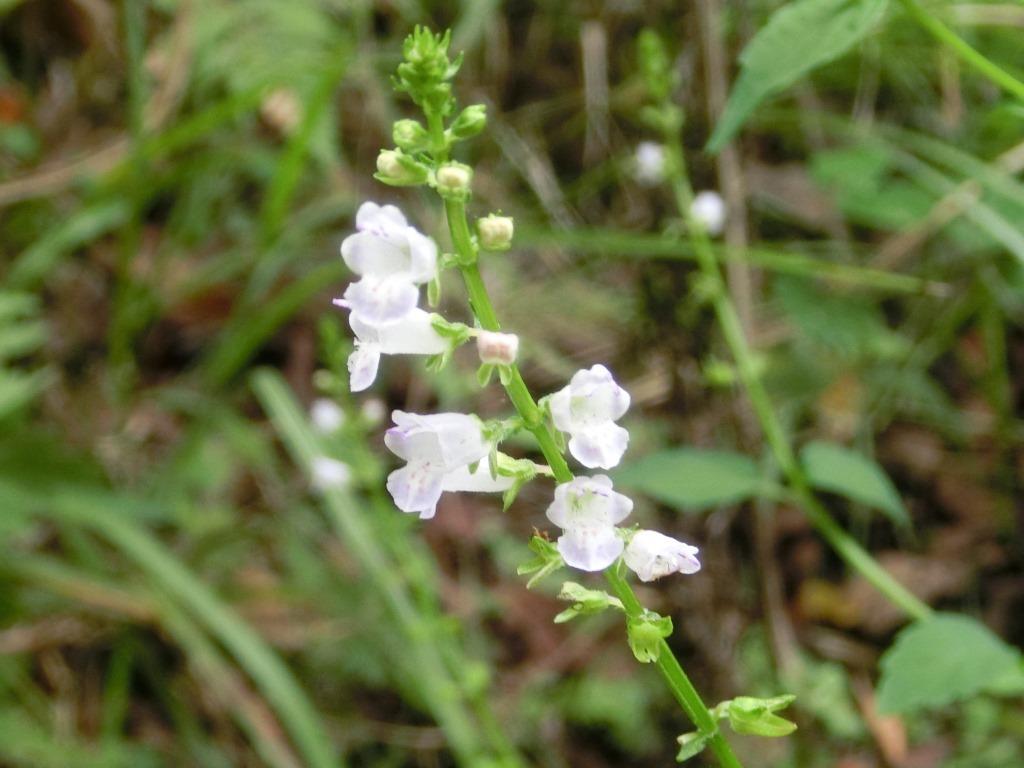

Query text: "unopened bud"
[376, 149, 429, 186]
[449, 104, 487, 140]
[476, 330, 519, 366]
[476, 214, 514, 251]
[393, 119, 429, 152]
[435, 162, 473, 199]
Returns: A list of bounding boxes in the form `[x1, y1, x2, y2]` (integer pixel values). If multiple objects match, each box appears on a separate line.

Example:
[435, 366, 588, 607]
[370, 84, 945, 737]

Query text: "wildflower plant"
[325, 27, 800, 765]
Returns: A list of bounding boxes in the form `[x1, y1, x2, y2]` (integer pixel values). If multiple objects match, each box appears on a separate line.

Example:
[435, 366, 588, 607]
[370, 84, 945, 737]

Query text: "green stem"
[441, 196, 742, 766]
[896, 0, 1024, 103]
[605, 567, 743, 768]
[662, 142, 931, 622]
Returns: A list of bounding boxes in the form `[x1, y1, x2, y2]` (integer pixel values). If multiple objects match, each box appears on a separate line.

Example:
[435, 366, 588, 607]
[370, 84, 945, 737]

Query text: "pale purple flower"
[545, 475, 633, 571]
[384, 411, 501, 519]
[624, 530, 701, 582]
[337, 202, 437, 325]
[344, 309, 447, 392]
[549, 365, 631, 469]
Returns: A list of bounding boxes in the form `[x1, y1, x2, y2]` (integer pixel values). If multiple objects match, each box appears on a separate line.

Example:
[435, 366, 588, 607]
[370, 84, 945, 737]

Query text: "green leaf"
[517, 535, 564, 588]
[877, 614, 1024, 715]
[707, 0, 889, 152]
[800, 441, 908, 525]
[615, 448, 763, 512]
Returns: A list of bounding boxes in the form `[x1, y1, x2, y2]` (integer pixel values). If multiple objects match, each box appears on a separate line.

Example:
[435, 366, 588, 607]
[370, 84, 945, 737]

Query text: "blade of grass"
[518, 226, 950, 295]
[6, 483, 342, 768]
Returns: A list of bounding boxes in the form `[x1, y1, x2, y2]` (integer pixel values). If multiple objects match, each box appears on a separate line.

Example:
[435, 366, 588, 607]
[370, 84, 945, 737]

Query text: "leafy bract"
[708, 0, 889, 152]
[877, 614, 1024, 714]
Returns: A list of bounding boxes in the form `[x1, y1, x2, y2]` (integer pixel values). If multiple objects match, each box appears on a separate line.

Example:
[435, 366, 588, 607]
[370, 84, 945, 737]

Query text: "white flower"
[690, 191, 726, 236]
[476, 330, 519, 366]
[339, 308, 447, 392]
[310, 398, 345, 433]
[545, 475, 633, 571]
[338, 202, 437, 325]
[311, 456, 351, 491]
[634, 141, 666, 186]
[384, 411, 501, 519]
[549, 365, 631, 469]
[624, 530, 701, 581]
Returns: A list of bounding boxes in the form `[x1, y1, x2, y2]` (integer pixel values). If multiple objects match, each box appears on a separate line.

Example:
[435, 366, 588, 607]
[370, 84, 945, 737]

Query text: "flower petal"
[340, 232, 411, 277]
[557, 526, 623, 571]
[568, 423, 630, 469]
[348, 344, 380, 392]
[386, 461, 445, 519]
[342, 276, 419, 326]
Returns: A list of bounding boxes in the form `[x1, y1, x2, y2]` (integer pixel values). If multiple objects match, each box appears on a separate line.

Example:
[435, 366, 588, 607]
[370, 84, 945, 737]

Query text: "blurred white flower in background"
[311, 456, 351, 492]
[689, 190, 726, 236]
[310, 398, 345, 433]
[633, 141, 666, 186]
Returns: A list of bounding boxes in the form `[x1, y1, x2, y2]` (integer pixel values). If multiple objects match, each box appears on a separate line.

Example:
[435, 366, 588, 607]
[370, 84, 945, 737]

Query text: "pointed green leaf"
[800, 441, 909, 526]
[708, 0, 889, 152]
[615, 448, 763, 512]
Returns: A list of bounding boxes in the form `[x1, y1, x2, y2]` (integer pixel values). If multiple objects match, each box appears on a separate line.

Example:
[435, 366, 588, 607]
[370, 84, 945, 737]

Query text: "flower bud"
[435, 162, 473, 199]
[449, 104, 487, 140]
[476, 214, 514, 251]
[375, 149, 429, 186]
[392, 119, 430, 152]
[476, 330, 519, 366]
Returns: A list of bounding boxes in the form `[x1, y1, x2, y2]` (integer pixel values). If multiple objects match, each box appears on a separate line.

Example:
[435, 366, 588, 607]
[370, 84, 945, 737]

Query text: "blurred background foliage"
[0, 0, 1022, 766]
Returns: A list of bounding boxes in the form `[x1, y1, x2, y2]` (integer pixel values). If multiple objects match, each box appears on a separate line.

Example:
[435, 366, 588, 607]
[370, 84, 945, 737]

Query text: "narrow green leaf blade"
[708, 0, 889, 152]
[877, 614, 1024, 714]
[616, 448, 763, 511]
[800, 441, 909, 526]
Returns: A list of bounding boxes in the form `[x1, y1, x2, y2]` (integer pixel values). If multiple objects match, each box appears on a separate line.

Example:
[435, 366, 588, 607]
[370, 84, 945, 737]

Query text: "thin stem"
[441, 195, 742, 766]
[662, 142, 931, 622]
[605, 567, 743, 768]
[896, 0, 1024, 103]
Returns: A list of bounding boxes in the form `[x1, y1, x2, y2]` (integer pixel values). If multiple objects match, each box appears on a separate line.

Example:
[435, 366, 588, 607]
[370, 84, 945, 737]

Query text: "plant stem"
[605, 566, 744, 768]
[662, 142, 931, 622]
[442, 196, 743, 766]
[896, 0, 1024, 103]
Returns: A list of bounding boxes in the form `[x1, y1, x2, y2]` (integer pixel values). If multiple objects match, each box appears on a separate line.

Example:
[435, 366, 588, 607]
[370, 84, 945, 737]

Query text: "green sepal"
[427, 276, 441, 307]
[497, 364, 513, 386]
[517, 535, 563, 588]
[477, 363, 495, 387]
[626, 609, 673, 663]
[675, 731, 712, 762]
[553, 582, 624, 624]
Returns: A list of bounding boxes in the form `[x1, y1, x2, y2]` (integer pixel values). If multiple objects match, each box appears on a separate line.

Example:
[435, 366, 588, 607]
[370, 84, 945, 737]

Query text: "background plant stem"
[661, 140, 932, 622]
